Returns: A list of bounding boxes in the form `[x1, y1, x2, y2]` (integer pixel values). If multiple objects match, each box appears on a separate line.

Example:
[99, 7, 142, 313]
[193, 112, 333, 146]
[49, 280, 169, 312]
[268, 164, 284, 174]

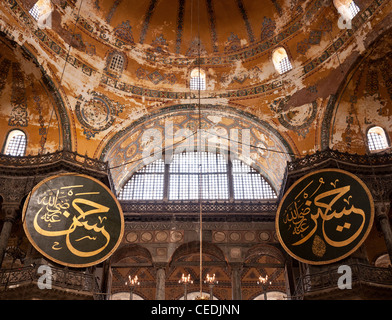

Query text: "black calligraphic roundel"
[23, 173, 124, 267]
[276, 169, 374, 265]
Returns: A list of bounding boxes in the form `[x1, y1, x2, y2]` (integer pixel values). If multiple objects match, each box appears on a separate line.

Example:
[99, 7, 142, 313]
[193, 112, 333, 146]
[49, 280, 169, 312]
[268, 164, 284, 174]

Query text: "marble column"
[375, 201, 392, 264]
[230, 263, 243, 300]
[155, 265, 166, 300]
[0, 203, 19, 268]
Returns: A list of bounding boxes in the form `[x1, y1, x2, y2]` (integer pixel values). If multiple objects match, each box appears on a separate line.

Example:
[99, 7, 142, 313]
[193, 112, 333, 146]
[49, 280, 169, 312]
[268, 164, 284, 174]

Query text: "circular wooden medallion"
[276, 169, 374, 265]
[23, 173, 124, 267]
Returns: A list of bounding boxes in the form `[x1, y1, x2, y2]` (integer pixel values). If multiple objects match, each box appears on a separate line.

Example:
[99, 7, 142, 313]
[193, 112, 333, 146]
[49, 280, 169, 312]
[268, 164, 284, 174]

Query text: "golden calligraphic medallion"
[276, 169, 374, 265]
[22, 173, 124, 267]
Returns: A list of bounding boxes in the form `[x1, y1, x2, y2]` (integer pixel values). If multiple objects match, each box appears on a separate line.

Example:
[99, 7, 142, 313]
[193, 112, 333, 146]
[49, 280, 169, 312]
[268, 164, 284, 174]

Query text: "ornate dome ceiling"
[0, 0, 391, 192]
[81, 0, 297, 56]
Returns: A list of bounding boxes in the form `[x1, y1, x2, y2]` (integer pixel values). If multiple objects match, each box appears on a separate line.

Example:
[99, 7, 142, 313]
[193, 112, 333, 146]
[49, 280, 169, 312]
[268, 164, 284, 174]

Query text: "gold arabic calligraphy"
[33, 185, 111, 258]
[282, 176, 366, 252]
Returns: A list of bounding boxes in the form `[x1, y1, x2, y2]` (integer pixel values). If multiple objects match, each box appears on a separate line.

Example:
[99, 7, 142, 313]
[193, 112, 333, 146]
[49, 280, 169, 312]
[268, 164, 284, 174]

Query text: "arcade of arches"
[0, 0, 392, 300]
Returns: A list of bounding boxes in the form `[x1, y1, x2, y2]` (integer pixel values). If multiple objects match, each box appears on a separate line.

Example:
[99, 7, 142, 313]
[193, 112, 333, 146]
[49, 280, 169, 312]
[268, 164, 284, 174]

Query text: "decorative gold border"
[275, 168, 374, 265]
[22, 173, 125, 268]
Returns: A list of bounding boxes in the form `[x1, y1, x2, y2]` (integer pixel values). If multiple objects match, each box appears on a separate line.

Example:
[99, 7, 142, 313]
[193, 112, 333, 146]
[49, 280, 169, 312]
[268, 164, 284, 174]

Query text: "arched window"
[367, 126, 389, 151]
[29, 0, 53, 28]
[190, 68, 206, 91]
[333, 0, 360, 20]
[118, 152, 277, 201]
[118, 158, 165, 200]
[272, 47, 293, 74]
[109, 53, 125, 73]
[3, 130, 27, 156]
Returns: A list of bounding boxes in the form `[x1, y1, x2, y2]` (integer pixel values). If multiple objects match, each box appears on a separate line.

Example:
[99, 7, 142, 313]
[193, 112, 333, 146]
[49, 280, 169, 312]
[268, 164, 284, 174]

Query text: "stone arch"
[169, 241, 227, 265]
[110, 244, 153, 265]
[101, 104, 294, 195]
[320, 26, 392, 152]
[242, 244, 287, 300]
[166, 241, 230, 300]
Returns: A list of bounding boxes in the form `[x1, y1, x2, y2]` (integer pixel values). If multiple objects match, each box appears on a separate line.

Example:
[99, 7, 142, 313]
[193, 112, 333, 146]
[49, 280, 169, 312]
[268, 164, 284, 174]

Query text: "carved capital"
[374, 201, 390, 221]
[1, 202, 19, 223]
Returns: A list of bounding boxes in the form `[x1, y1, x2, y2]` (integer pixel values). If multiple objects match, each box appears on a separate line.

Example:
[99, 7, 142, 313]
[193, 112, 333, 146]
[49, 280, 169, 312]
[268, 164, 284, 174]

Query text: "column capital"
[229, 262, 243, 271]
[374, 201, 390, 220]
[1, 202, 19, 223]
[153, 262, 167, 269]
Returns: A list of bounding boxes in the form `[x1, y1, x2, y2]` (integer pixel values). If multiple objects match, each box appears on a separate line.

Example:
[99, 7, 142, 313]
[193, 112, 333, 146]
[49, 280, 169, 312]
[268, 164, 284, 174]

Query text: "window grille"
[109, 54, 125, 72]
[119, 152, 277, 201]
[347, 1, 360, 19]
[29, 3, 41, 20]
[278, 56, 293, 74]
[4, 130, 27, 156]
[367, 127, 389, 151]
[190, 68, 206, 91]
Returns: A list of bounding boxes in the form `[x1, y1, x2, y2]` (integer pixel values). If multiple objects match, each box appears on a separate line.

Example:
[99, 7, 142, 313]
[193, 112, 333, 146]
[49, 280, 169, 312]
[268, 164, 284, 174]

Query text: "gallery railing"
[0, 264, 102, 299]
[287, 148, 392, 173]
[0, 149, 108, 173]
[293, 262, 392, 299]
[120, 200, 278, 218]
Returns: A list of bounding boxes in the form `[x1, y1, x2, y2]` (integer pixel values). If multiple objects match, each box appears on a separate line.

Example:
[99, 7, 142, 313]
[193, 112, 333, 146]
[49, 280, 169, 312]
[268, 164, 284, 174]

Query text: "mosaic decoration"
[101, 103, 294, 191]
[260, 17, 276, 41]
[0, 58, 11, 96]
[296, 18, 331, 55]
[6, 0, 93, 76]
[176, 0, 185, 54]
[114, 20, 134, 44]
[186, 37, 208, 57]
[224, 33, 242, 53]
[303, 0, 388, 75]
[20, 44, 73, 151]
[206, 0, 218, 52]
[100, 74, 283, 100]
[8, 0, 378, 72]
[7, 0, 329, 69]
[136, 67, 177, 85]
[296, 39, 310, 55]
[33, 28, 93, 76]
[235, 0, 255, 43]
[220, 66, 262, 85]
[150, 34, 168, 53]
[323, 28, 392, 152]
[139, 0, 159, 44]
[75, 92, 123, 139]
[106, 0, 122, 24]
[278, 101, 318, 138]
[270, 0, 283, 16]
[9, 62, 28, 127]
[31, 82, 48, 153]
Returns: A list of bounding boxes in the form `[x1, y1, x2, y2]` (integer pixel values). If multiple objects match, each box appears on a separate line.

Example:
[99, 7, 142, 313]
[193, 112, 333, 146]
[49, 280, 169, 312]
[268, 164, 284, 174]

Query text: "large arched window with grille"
[118, 152, 277, 201]
[3, 129, 27, 156]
